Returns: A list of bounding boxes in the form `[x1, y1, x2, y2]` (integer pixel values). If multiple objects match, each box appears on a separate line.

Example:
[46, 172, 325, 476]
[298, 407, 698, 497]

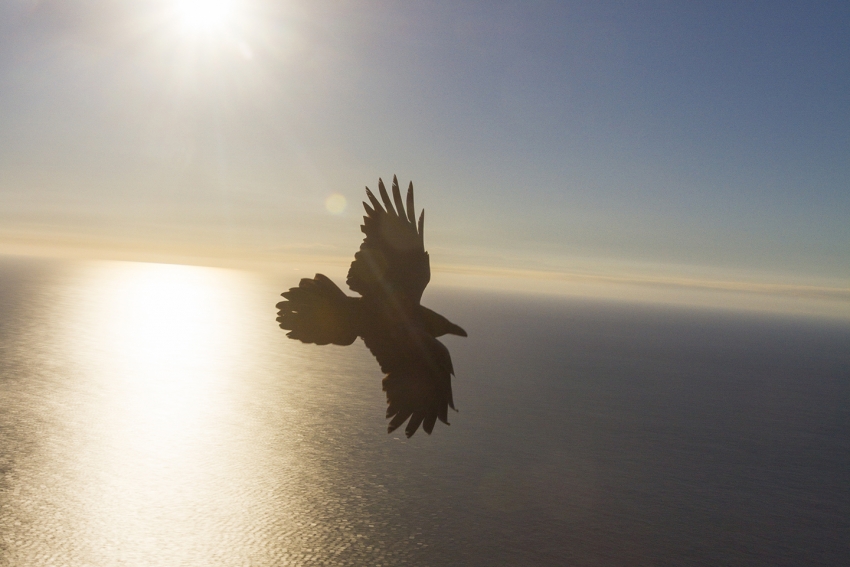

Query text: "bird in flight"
[276, 176, 467, 438]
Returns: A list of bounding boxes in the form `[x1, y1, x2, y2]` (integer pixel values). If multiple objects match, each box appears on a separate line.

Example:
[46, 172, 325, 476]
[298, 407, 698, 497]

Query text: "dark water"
[1, 257, 848, 566]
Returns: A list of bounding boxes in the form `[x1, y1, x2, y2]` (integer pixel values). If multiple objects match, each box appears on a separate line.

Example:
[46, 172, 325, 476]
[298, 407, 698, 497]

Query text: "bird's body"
[276, 176, 466, 437]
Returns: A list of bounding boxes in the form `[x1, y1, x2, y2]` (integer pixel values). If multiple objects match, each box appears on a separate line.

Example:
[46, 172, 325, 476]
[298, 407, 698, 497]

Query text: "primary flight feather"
[276, 176, 467, 438]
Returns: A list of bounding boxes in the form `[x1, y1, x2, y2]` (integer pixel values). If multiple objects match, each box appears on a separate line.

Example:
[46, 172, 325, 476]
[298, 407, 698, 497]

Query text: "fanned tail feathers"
[276, 274, 359, 346]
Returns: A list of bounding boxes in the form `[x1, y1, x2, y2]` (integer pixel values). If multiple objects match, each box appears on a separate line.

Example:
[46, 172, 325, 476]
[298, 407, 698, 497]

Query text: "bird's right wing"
[361, 326, 456, 437]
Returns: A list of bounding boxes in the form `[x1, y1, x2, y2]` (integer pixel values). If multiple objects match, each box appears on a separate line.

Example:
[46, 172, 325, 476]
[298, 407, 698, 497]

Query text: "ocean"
[1, 257, 848, 566]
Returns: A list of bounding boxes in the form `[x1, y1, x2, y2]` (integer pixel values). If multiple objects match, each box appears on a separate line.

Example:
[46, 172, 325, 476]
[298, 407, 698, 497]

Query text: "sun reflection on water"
[1, 261, 320, 564]
[0, 260, 429, 565]
[62, 263, 269, 562]
[81, 263, 241, 455]
[90, 264, 240, 446]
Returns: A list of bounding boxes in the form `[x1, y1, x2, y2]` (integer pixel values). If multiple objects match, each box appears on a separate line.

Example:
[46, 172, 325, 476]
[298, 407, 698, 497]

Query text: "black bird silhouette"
[276, 176, 467, 438]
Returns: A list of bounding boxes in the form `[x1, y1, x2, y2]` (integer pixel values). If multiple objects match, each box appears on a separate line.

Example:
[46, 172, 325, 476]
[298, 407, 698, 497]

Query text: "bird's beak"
[448, 323, 468, 337]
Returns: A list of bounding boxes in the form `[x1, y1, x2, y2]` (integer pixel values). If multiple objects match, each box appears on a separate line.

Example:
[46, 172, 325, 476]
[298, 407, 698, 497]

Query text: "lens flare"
[325, 193, 347, 215]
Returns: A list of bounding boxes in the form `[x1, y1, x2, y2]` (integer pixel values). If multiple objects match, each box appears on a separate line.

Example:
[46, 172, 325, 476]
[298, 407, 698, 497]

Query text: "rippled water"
[1, 257, 848, 566]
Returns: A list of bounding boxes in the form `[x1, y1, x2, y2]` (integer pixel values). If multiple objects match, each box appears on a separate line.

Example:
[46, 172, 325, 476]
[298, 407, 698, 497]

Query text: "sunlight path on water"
[0, 261, 409, 566]
[59, 262, 277, 564]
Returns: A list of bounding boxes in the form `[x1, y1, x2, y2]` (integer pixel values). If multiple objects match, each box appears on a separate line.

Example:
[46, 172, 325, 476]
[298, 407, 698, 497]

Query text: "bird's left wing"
[346, 176, 430, 305]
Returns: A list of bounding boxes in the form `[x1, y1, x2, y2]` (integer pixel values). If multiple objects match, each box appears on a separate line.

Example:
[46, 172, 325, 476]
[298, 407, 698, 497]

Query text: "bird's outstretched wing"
[346, 176, 430, 305]
[362, 326, 456, 438]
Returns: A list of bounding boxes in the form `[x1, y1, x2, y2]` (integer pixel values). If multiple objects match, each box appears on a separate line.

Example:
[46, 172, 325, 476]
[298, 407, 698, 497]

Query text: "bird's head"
[419, 305, 468, 338]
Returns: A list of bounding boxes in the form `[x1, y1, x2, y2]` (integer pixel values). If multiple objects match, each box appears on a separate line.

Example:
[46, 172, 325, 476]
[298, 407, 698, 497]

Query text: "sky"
[0, 1, 848, 310]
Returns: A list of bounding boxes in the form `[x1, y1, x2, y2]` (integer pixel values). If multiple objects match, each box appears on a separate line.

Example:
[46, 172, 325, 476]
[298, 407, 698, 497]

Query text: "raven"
[276, 176, 467, 438]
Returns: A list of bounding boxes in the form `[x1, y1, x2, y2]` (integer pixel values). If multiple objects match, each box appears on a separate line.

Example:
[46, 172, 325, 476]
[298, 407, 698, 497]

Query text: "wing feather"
[405, 412, 426, 437]
[392, 175, 406, 218]
[406, 181, 416, 224]
[388, 409, 413, 433]
[365, 186, 383, 212]
[378, 178, 396, 216]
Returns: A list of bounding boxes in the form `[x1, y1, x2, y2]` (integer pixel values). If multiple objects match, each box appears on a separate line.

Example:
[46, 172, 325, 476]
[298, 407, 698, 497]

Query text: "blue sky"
[1, 1, 848, 293]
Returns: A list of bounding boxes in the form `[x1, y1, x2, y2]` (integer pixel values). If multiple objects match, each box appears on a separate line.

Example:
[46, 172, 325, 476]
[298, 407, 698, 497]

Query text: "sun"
[174, 0, 236, 35]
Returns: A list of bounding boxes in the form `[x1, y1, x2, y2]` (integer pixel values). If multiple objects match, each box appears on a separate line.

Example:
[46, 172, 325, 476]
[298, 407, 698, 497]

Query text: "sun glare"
[174, 0, 236, 35]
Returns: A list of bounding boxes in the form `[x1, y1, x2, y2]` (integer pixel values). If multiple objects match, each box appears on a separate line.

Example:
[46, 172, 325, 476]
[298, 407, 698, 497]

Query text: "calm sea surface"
[1, 257, 848, 566]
